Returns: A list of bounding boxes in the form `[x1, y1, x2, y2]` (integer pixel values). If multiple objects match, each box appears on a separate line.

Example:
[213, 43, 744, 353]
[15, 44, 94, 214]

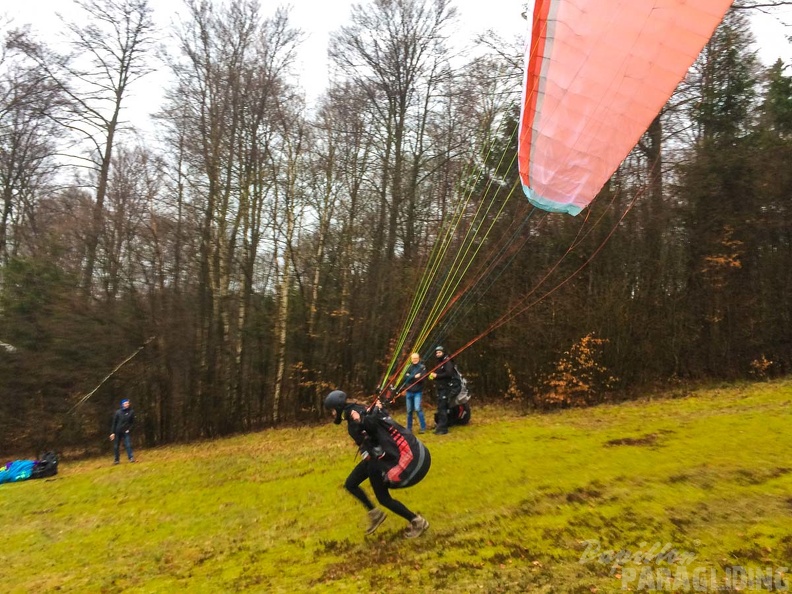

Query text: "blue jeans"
[114, 432, 134, 462]
[405, 391, 426, 431]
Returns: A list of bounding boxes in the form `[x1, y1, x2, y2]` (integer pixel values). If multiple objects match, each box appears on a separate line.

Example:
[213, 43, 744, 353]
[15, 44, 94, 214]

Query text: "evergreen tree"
[678, 9, 762, 376]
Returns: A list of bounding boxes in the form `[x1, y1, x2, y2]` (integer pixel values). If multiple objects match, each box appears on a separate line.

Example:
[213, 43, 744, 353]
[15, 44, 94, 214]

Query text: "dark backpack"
[31, 451, 58, 479]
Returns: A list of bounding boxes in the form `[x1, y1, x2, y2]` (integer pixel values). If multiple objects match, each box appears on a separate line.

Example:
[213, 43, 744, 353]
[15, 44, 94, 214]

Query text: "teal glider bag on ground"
[0, 452, 59, 485]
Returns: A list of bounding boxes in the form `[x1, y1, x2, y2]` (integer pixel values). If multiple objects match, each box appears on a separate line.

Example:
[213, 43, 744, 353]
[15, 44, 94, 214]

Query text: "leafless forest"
[1, 0, 790, 455]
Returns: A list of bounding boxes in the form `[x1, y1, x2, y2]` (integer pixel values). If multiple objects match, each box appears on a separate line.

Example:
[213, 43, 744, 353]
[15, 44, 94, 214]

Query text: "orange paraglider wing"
[518, 0, 732, 215]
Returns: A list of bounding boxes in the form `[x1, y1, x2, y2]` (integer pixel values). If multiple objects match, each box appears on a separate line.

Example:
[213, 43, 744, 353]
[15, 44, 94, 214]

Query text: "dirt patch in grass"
[604, 433, 660, 447]
[734, 466, 790, 486]
[566, 484, 605, 504]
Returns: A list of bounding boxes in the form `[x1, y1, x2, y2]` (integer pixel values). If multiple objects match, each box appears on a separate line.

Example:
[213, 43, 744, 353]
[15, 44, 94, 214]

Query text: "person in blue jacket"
[402, 352, 427, 433]
[109, 399, 136, 464]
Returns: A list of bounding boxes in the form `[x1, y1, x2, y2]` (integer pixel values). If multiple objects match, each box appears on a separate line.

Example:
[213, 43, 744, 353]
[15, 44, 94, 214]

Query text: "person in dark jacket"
[109, 399, 135, 464]
[402, 352, 427, 433]
[429, 346, 458, 435]
[324, 390, 430, 538]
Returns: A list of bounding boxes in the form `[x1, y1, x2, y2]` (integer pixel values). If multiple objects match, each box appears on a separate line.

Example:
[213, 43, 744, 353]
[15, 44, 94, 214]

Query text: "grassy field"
[2, 380, 791, 593]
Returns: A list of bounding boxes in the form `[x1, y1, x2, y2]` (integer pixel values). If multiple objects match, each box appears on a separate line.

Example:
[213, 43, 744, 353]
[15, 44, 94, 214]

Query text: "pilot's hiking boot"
[405, 514, 429, 538]
[365, 508, 386, 535]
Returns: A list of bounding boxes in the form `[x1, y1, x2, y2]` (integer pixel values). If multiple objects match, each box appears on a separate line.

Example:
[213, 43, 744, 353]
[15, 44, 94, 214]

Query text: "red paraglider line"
[385, 183, 643, 403]
[381, 201, 543, 394]
[448, 187, 644, 367]
[383, 9, 556, 387]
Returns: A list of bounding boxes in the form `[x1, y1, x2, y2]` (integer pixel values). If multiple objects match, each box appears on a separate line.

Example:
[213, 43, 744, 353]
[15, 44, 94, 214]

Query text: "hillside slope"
[2, 380, 791, 593]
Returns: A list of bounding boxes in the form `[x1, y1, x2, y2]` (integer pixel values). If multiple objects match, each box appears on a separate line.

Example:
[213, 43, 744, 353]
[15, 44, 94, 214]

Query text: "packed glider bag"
[0, 452, 59, 485]
[364, 407, 431, 489]
[436, 400, 471, 427]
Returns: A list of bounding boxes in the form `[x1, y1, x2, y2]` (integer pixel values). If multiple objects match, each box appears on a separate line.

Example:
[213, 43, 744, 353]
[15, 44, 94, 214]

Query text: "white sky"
[3, 0, 791, 136]
[288, 0, 526, 95]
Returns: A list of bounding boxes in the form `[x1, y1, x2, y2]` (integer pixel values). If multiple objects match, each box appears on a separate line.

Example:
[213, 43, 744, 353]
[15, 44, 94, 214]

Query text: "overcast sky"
[4, 0, 791, 136]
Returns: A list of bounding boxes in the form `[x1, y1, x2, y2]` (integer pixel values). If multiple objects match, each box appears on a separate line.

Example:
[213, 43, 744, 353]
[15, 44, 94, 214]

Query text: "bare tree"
[0, 53, 62, 266]
[10, 0, 155, 294]
[269, 97, 307, 422]
[162, 0, 301, 433]
[330, 0, 457, 261]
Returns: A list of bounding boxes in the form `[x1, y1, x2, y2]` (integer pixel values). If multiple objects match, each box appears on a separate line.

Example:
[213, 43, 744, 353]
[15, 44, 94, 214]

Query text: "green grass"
[2, 380, 791, 593]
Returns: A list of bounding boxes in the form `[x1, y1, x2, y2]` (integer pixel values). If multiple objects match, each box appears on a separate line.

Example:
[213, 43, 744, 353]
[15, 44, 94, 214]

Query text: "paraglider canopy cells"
[518, 0, 732, 216]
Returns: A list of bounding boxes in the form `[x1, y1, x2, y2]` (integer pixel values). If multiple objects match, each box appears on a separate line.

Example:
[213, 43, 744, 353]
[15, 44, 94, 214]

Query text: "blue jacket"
[111, 407, 135, 434]
[403, 362, 427, 393]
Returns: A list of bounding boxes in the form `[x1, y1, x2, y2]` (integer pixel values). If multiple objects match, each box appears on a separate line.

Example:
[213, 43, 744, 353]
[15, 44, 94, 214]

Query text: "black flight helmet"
[324, 390, 348, 424]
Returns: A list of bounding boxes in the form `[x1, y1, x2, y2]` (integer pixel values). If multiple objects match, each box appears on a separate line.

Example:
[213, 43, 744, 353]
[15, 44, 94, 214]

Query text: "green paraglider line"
[383, 181, 643, 404]
[378, 120, 521, 391]
[430, 203, 543, 342]
[378, 13, 557, 391]
[376, 5, 666, 402]
[439, 186, 644, 375]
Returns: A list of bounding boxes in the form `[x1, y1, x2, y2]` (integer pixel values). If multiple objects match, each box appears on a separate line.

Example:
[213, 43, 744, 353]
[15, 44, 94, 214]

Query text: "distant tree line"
[0, 0, 790, 455]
